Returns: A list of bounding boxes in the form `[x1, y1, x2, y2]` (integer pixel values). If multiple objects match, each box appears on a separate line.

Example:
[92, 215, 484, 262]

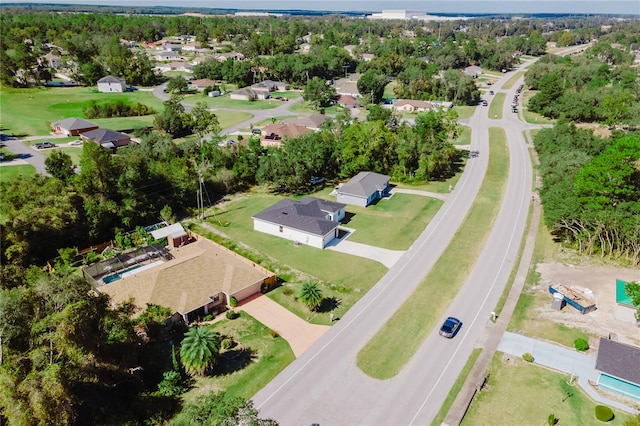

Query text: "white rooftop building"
[368, 9, 467, 21]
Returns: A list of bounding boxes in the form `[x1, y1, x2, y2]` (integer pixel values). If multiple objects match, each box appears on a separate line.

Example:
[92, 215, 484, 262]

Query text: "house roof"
[80, 128, 130, 144]
[338, 171, 390, 198]
[262, 123, 311, 139]
[98, 238, 272, 317]
[98, 75, 125, 84]
[232, 88, 257, 97]
[253, 196, 345, 236]
[337, 94, 359, 105]
[394, 99, 435, 109]
[337, 82, 360, 96]
[52, 117, 98, 131]
[282, 114, 327, 129]
[190, 78, 217, 88]
[596, 338, 640, 385]
[150, 223, 187, 240]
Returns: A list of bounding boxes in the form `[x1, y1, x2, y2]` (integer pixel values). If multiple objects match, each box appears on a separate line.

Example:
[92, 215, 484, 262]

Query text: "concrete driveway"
[325, 237, 405, 269]
[237, 293, 330, 358]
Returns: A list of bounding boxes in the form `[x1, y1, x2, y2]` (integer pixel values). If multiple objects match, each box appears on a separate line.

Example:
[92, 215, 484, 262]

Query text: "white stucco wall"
[337, 193, 368, 207]
[98, 82, 124, 93]
[253, 219, 330, 249]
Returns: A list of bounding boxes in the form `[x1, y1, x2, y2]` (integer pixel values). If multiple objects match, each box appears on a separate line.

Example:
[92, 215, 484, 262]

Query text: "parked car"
[35, 141, 56, 149]
[251, 128, 262, 135]
[439, 317, 461, 338]
[309, 176, 325, 185]
[481, 100, 488, 106]
[489, 90, 494, 95]
[69, 139, 83, 146]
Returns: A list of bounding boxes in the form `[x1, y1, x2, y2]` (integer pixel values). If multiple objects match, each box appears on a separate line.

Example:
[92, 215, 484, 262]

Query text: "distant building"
[51, 118, 99, 136]
[97, 75, 126, 93]
[80, 128, 131, 149]
[368, 9, 467, 21]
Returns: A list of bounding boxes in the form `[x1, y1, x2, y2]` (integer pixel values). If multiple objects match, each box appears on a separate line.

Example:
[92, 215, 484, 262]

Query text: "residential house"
[163, 43, 182, 52]
[189, 78, 217, 90]
[161, 62, 193, 73]
[282, 114, 327, 131]
[251, 80, 290, 95]
[393, 99, 436, 113]
[97, 75, 126, 93]
[182, 42, 203, 52]
[155, 51, 181, 61]
[80, 128, 131, 149]
[463, 65, 483, 78]
[51, 117, 99, 136]
[260, 123, 311, 147]
[336, 94, 360, 109]
[212, 52, 245, 62]
[595, 338, 640, 402]
[230, 88, 259, 101]
[95, 237, 276, 324]
[253, 196, 346, 249]
[44, 53, 60, 69]
[336, 81, 361, 98]
[336, 171, 390, 207]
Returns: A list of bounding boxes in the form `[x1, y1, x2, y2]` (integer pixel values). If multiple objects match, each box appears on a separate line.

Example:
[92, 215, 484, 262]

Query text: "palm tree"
[179, 326, 219, 375]
[298, 281, 323, 311]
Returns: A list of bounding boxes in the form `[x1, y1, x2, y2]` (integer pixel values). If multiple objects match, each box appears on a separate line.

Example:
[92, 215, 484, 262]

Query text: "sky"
[2, 0, 639, 15]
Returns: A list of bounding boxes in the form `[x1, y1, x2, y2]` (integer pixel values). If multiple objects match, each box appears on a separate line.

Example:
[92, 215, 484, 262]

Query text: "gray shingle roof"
[253, 196, 345, 236]
[52, 117, 98, 131]
[80, 128, 129, 144]
[596, 338, 640, 385]
[338, 171, 390, 198]
[98, 75, 125, 83]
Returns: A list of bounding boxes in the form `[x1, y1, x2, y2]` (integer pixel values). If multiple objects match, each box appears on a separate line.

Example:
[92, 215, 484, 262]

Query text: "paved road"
[0, 136, 59, 176]
[251, 64, 540, 424]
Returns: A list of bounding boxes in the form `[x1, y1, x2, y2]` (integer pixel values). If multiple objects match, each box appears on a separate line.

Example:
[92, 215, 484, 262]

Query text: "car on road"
[439, 317, 461, 338]
[69, 139, 83, 146]
[481, 100, 488, 106]
[35, 141, 56, 149]
[489, 90, 494, 95]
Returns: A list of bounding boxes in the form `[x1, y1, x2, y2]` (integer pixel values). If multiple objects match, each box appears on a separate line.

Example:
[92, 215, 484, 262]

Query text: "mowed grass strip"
[357, 127, 509, 379]
[0, 164, 37, 183]
[489, 93, 505, 120]
[431, 348, 482, 426]
[460, 353, 630, 426]
[502, 71, 525, 90]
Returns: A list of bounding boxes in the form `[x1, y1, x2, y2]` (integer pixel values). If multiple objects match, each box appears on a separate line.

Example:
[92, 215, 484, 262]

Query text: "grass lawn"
[383, 81, 397, 99]
[431, 348, 482, 426]
[454, 106, 476, 120]
[212, 110, 254, 129]
[461, 353, 630, 426]
[252, 115, 297, 126]
[357, 128, 509, 379]
[91, 115, 155, 132]
[489, 93, 505, 120]
[522, 90, 555, 125]
[502, 71, 525, 90]
[455, 126, 471, 145]
[339, 193, 442, 250]
[0, 164, 36, 183]
[288, 101, 339, 115]
[270, 90, 303, 99]
[0, 85, 165, 136]
[181, 94, 286, 110]
[179, 312, 295, 404]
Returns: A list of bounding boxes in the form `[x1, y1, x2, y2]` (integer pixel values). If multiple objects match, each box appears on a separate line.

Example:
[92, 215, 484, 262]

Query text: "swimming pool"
[102, 260, 165, 284]
[598, 373, 640, 401]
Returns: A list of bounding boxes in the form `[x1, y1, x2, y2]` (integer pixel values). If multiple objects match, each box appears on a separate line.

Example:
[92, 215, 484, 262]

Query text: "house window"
[212, 294, 219, 302]
[279, 226, 283, 233]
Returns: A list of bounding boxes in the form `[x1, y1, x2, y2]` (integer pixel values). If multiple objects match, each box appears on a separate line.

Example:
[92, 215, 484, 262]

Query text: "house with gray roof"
[80, 128, 131, 149]
[51, 117, 99, 136]
[252, 196, 346, 248]
[336, 171, 390, 207]
[595, 338, 640, 402]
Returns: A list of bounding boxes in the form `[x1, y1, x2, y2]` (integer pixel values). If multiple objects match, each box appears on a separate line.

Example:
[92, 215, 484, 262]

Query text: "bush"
[574, 337, 589, 351]
[548, 413, 558, 425]
[229, 296, 237, 308]
[595, 405, 614, 422]
[522, 352, 534, 362]
[220, 338, 235, 350]
[282, 287, 294, 296]
[269, 329, 280, 338]
[225, 310, 239, 320]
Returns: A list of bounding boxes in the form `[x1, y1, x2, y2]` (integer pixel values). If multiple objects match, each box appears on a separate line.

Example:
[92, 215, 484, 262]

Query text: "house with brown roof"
[189, 78, 217, 90]
[282, 114, 327, 131]
[251, 80, 290, 95]
[393, 99, 436, 113]
[253, 196, 346, 249]
[336, 94, 360, 109]
[51, 117, 99, 136]
[96, 237, 276, 323]
[260, 123, 311, 147]
[80, 128, 131, 149]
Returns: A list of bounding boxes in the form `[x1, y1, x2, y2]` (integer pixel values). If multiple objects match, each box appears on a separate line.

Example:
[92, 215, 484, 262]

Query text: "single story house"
[51, 117, 99, 136]
[97, 75, 126, 93]
[260, 123, 311, 147]
[463, 65, 483, 78]
[394, 99, 436, 113]
[336, 171, 390, 207]
[97, 237, 276, 324]
[182, 42, 203, 51]
[251, 79, 290, 95]
[212, 52, 245, 62]
[163, 43, 182, 52]
[336, 94, 360, 109]
[155, 51, 181, 61]
[282, 114, 327, 131]
[336, 82, 361, 98]
[253, 196, 346, 249]
[230, 88, 261, 101]
[595, 338, 640, 402]
[189, 78, 217, 90]
[80, 128, 131, 149]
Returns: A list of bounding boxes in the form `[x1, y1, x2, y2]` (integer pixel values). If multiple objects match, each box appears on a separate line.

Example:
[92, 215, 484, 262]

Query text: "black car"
[35, 141, 56, 149]
[439, 317, 462, 338]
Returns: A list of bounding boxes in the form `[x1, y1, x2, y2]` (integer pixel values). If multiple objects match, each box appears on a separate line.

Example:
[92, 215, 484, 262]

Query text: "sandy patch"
[534, 262, 640, 345]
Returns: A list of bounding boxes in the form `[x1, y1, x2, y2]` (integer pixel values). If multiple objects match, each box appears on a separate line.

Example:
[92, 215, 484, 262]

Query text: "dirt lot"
[534, 262, 640, 346]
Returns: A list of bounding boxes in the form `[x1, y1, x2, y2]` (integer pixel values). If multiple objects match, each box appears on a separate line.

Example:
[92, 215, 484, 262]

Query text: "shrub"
[522, 352, 534, 362]
[225, 310, 239, 320]
[220, 338, 235, 350]
[282, 287, 294, 296]
[269, 329, 280, 338]
[574, 338, 589, 352]
[229, 296, 237, 308]
[595, 405, 614, 422]
[548, 414, 558, 425]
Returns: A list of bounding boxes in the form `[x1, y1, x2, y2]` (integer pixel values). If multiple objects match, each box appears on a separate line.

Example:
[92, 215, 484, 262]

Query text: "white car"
[69, 140, 83, 146]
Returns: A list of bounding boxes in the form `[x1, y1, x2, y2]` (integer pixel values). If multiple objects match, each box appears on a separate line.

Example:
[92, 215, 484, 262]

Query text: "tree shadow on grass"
[213, 347, 256, 376]
[316, 297, 340, 313]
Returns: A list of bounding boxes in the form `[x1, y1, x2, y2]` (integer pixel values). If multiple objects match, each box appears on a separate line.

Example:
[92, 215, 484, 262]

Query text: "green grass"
[383, 81, 397, 99]
[181, 94, 286, 110]
[270, 90, 302, 99]
[357, 127, 509, 379]
[339, 194, 442, 250]
[288, 101, 339, 115]
[454, 126, 471, 145]
[179, 311, 295, 403]
[453, 106, 476, 120]
[0, 164, 37, 182]
[489, 93, 505, 120]
[211, 110, 254, 129]
[502, 72, 525, 90]
[253, 115, 297, 126]
[0, 86, 165, 136]
[431, 348, 482, 426]
[461, 353, 630, 426]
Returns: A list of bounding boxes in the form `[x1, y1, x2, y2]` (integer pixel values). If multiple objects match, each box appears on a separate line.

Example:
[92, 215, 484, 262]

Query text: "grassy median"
[357, 127, 509, 379]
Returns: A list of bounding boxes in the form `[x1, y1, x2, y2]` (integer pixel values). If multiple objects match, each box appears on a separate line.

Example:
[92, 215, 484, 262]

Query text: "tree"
[167, 75, 188, 94]
[179, 326, 219, 375]
[624, 281, 640, 321]
[357, 69, 387, 104]
[175, 392, 277, 426]
[190, 102, 221, 145]
[298, 281, 323, 311]
[303, 77, 336, 109]
[154, 95, 191, 137]
[45, 150, 76, 184]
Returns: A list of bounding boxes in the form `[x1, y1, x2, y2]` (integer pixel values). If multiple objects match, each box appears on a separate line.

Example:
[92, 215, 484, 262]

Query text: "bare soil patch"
[534, 262, 639, 345]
